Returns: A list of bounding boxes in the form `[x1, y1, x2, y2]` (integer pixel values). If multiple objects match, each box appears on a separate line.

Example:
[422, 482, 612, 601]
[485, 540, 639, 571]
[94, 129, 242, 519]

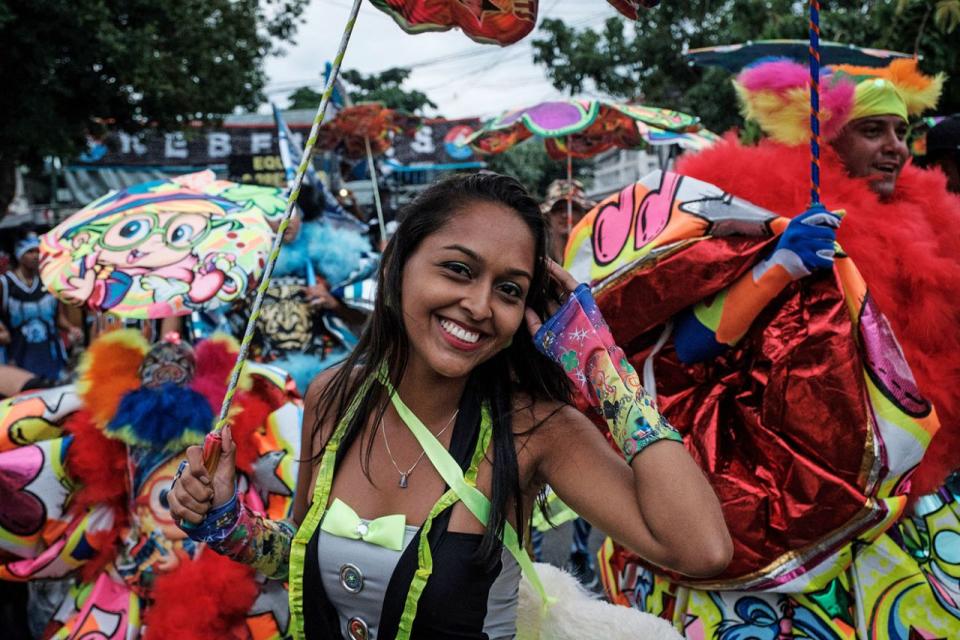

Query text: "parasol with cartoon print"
[39, 170, 279, 320]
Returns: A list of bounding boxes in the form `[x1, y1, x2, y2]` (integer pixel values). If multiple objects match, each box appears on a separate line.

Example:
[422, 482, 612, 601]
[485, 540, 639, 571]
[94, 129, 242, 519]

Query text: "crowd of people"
[1, 55, 958, 640]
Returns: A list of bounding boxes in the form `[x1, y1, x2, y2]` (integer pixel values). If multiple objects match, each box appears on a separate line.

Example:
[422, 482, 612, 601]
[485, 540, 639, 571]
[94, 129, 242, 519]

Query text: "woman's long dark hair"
[313, 172, 571, 564]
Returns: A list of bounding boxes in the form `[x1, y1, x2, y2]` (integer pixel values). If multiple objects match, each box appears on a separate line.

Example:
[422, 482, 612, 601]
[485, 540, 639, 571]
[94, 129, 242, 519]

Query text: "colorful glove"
[534, 284, 682, 464]
[753, 205, 842, 282]
[179, 486, 295, 580]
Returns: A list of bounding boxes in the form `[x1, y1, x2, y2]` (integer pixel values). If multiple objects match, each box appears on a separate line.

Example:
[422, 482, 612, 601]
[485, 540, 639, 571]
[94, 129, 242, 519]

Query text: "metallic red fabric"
[368, 1, 658, 45]
[597, 237, 882, 583]
[677, 138, 960, 500]
[369, 0, 538, 45]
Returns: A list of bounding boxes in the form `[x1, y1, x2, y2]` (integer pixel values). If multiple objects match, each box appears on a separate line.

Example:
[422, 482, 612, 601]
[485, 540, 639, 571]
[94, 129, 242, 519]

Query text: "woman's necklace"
[381, 407, 458, 488]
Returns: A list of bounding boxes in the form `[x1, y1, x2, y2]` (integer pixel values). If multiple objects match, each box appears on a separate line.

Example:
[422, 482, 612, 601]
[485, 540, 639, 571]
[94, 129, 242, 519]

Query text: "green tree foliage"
[287, 67, 438, 115]
[341, 67, 438, 115]
[532, 1, 959, 135]
[0, 0, 309, 213]
[287, 86, 325, 111]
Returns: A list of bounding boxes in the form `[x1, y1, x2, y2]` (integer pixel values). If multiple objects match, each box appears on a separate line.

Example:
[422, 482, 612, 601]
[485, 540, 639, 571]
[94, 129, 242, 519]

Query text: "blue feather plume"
[107, 383, 214, 452]
[273, 220, 372, 285]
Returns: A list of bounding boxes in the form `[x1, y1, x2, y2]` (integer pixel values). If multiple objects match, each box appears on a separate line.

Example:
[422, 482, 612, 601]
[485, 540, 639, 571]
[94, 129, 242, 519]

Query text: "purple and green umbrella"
[465, 99, 706, 227]
[466, 99, 701, 160]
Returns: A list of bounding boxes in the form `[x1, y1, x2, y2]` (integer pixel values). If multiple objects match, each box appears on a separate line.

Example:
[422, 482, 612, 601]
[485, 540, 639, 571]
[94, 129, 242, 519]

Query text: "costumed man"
[0, 329, 302, 638]
[570, 58, 960, 638]
[226, 203, 373, 395]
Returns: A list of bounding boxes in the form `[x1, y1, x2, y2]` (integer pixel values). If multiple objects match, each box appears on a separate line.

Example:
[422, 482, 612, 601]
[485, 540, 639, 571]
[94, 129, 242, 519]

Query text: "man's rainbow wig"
[734, 58, 944, 145]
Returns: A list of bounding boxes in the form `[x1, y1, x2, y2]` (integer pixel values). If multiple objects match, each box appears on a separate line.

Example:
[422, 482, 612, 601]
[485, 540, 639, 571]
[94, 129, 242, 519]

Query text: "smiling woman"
[169, 173, 731, 640]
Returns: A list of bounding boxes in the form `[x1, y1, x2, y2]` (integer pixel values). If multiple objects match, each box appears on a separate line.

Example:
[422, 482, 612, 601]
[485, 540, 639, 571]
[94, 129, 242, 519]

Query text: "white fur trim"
[516, 563, 682, 640]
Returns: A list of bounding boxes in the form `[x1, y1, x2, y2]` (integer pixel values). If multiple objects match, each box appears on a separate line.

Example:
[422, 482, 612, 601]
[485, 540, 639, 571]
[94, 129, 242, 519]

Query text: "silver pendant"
[399, 473, 409, 488]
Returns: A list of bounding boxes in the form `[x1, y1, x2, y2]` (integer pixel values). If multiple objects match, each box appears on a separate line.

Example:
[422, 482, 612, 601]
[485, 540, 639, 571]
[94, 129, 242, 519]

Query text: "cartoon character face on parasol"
[40, 180, 273, 319]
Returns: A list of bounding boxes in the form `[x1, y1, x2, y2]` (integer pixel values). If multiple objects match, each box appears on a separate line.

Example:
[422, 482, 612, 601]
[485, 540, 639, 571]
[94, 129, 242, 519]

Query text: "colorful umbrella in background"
[636, 124, 720, 151]
[39, 170, 277, 319]
[317, 102, 420, 237]
[369, 0, 661, 46]
[686, 39, 913, 72]
[468, 99, 701, 159]
[466, 99, 704, 227]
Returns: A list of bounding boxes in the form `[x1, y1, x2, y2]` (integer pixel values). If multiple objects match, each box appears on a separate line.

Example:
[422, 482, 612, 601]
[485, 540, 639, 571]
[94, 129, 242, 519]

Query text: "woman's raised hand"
[168, 425, 238, 526]
[524, 259, 581, 335]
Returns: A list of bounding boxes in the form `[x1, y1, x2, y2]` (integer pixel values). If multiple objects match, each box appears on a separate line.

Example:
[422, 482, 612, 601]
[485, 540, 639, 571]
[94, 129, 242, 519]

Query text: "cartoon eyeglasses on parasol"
[316, 102, 420, 239]
[39, 170, 278, 319]
[465, 98, 708, 228]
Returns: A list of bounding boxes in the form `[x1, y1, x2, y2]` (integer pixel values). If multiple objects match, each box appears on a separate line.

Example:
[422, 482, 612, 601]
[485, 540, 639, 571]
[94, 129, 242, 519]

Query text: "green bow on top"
[319, 498, 408, 551]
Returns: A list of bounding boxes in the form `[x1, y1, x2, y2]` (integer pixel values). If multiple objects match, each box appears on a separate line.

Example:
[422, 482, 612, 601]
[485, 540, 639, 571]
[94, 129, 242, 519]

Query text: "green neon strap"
[397, 487, 461, 638]
[289, 377, 371, 640]
[385, 384, 553, 611]
[396, 403, 492, 638]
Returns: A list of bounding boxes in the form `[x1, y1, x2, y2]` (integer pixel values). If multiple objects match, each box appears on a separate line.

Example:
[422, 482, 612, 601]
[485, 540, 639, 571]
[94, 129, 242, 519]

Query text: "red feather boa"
[677, 138, 960, 498]
[145, 549, 258, 639]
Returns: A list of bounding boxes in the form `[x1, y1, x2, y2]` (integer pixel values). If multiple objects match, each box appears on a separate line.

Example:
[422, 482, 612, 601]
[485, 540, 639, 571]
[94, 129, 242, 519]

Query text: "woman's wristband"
[534, 285, 682, 463]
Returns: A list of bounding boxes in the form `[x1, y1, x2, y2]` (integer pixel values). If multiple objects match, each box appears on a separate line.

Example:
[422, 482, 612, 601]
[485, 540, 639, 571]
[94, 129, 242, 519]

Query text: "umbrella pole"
[209, 0, 363, 444]
[365, 136, 387, 241]
[808, 0, 822, 205]
[566, 142, 573, 232]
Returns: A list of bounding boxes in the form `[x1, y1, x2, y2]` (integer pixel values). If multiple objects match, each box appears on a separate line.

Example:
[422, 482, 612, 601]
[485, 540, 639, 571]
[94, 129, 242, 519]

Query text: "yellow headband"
[850, 78, 909, 121]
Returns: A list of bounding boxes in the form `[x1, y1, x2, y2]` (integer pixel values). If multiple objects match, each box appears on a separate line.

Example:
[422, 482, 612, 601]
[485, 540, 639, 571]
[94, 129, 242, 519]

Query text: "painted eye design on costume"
[121, 220, 144, 238]
[148, 474, 177, 525]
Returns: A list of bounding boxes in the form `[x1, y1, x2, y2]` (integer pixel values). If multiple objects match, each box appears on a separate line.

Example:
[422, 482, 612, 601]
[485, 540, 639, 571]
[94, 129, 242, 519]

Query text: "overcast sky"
[263, 0, 627, 120]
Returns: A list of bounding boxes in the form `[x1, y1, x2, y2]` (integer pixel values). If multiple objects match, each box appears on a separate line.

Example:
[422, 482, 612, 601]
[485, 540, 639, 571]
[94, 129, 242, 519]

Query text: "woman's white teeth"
[440, 318, 480, 344]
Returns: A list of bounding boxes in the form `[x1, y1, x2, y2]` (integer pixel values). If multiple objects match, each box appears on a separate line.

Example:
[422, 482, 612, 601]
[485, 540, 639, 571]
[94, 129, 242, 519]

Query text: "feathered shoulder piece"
[76, 329, 150, 429]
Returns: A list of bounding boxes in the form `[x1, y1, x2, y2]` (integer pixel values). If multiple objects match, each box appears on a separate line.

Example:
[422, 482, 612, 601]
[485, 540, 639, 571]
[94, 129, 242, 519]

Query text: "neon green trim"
[291, 371, 550, 639]
[288, 378, 370, 640]
[320, 498, 407, 551]
[396, 488, 460, 639]
[396, 399, 493, 639]
[692, 289, 728, 333]
[532, 491, 580, 532]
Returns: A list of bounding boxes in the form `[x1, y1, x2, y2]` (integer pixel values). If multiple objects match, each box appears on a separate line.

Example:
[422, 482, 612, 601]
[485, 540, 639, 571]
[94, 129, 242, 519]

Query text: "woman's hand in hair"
[524, 259, 580, 335]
